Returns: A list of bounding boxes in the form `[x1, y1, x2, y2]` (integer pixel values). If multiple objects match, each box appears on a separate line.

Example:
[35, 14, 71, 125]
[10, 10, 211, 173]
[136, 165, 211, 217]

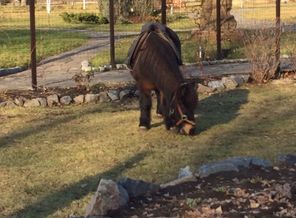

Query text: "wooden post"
[275, 0, 281, 75]
[109, 0, 116, 69]
[161, 0, 166, 25]
[216, 0, 222, 60]
[29, 0, 37, 89]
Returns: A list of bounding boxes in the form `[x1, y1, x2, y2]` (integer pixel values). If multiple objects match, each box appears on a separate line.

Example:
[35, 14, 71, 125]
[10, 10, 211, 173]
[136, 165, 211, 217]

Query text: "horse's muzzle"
[180, 123, 195, 135]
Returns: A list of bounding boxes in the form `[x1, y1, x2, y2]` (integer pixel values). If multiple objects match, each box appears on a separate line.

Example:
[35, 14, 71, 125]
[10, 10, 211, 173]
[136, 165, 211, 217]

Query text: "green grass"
[1, 84, 296, 217]
[0, 29, 88, 68]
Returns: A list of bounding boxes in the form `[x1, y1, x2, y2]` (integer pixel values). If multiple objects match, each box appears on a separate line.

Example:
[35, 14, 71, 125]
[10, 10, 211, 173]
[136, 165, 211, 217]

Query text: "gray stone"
[85, 179, 129, 217]
[250, 157, 272, 168]
[119, 89, 130, 100]
[224, 157, 253, 168]
[24, 99, 40, 107]
[85, 94, 99, 103]
[116, 64, 126, 70]
[160, 176, 197, 189]
[99, 66, 106, 72]
[118, 177, 160, 198]
[47, 94, 60, 107]
[98, 92, 110, 103]
[60, 96, 72, 105]
[14, 97, 26, 106]
[36, 98, 47, 107]
[197, 83, 215, 94]
[104, 65, 112, 71]
[230, 75, 245, 86]
[134, 90, 140, 97]
[107, 90, 119, 101]
[277, 154, 296, 165]
[74, 95, 85, 104]
[178, 166, 193, 178]
[198, 162, 239, 178]
[221, 77, 238, 89]
[5, 100, 17, 108]
[81, 60, 90, 69]
[240, 74, 250, 83]
[208, 80, 225, 91]
[0, 101, 7, 107]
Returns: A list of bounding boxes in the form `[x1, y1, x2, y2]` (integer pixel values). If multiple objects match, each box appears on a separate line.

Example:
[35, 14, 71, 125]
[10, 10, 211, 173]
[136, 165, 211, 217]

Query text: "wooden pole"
[29, 0, 37, 89]
[216, 0, 222, 60]
[275, 0, 281, 75]
[109, 0, 116, 69]
[161, 0, 166, 25]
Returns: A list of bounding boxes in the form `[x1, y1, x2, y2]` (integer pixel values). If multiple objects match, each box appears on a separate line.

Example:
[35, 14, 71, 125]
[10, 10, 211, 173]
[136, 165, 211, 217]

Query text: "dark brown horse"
[126, 23, 197, 135]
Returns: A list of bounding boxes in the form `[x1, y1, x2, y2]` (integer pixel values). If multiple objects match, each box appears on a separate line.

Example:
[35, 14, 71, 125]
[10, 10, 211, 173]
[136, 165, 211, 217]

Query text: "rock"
[99, 66, 106, 72]
[197, 83, 215, 94]
[222, 77, 238, 89]
[118, 177, 160, 198]
[24, 99, 40, 107]
[160, 176, 197, 189]
[198, 162, 239, 178]
[116, 64, 125, 70]
[240, 74, 250, 83]
[277, 154, 296, 166]
[230, 75, 245, 86]
[119, 89, 130, 100]
[14, 97, 26, 106]
[98, 92, 110, 103]
[134, 90, 140, 97]
[83, 66, 93, 72]
[250, 157, 272, 168]
[5, 100, 17, 108]
[85, 94, 99, 103]
[178, 166, 193, 178]
[85, 179, 129, 216]
[224, 157, 253, 168]
[81, 60, 90, 70]
[208, 80, 225, 91]
[47, 94, 59, 107]
[36, 98, 47, 107]
[74, 95, 85, 104]
[60, 96, 72, 105]
[104, 65, 112, 71]
[0, 101, 7, 107]
[107, 90, 119, 101]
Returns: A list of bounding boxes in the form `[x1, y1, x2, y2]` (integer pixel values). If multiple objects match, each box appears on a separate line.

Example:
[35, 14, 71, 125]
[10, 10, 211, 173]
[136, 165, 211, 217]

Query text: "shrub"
[243, 29, 280, 83]
[60, 12, 109, 25]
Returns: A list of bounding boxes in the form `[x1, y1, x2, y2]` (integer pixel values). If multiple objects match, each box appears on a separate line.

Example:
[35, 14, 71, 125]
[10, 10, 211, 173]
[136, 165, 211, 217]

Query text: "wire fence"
[0, 0, 296, 88]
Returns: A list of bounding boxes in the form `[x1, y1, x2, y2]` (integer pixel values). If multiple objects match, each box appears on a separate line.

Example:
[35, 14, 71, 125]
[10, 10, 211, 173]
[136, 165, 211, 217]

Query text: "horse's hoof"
[139, 126, 149, 131]
[169, 127, 177, 132]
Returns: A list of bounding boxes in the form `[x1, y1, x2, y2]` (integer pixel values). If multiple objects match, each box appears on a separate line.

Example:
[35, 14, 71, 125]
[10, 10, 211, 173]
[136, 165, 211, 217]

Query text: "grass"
[1, 84, 296, 217]
[0, 29, 88, 68]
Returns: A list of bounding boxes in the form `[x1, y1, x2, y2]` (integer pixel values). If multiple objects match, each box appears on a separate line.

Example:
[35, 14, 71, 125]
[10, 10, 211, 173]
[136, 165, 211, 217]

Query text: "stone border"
[71, 154, 296, 218]
[0, 66, 25, 77]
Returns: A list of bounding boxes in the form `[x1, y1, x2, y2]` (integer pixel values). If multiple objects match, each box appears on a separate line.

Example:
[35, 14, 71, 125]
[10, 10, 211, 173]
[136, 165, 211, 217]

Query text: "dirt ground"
[116, 164, 296, 218]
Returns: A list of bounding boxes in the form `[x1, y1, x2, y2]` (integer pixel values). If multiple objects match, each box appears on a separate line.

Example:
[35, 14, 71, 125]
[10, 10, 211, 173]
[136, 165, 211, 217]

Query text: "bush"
[243, 29, 280, 83]
[60, 12, 109, 25]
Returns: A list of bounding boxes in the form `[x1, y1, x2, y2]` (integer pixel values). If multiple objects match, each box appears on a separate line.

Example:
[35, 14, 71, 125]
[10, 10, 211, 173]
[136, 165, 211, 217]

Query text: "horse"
[126, 23, 198, 135]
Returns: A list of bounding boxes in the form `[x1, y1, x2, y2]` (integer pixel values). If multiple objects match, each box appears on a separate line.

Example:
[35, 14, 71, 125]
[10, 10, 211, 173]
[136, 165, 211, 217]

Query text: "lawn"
[0, 29, 88, 68]
[1, 84, 296, 217]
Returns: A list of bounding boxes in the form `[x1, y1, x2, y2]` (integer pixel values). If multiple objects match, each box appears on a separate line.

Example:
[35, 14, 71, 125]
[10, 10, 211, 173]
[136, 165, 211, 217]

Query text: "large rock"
[119, 89, 130, 100]
[277, 154, 296, 166]
[208, 80, 225, 91]
[107, 90, 119, 101]
[36, 98, 47, 107]
[197, 83, 215, 94]
[60, 96, 72, 105]
[74, 95, 85, 104]
[222, 77, 238, 89]
[178, 166, 193, 178]
[47, 94, 60, 107]
[0, 101, 7, 107]
[24, 99, 40, 107]
[98, 92, 110, 103]
[118, 177, 160, 198]
[85, 94, 99, 103]
[14, 97, 26, 106]
[5, 100, 17, 108]
[85, 179, 129, 217]
[198, 162, 239, 178]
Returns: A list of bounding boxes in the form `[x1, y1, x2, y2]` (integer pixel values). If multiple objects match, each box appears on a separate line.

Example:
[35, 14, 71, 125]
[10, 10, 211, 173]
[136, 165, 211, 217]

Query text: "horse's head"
[169, 82, 198, 135]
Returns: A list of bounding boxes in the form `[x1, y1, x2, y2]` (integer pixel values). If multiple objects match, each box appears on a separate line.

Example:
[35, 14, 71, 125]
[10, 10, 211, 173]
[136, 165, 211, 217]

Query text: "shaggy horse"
[126, 23, 197, 135]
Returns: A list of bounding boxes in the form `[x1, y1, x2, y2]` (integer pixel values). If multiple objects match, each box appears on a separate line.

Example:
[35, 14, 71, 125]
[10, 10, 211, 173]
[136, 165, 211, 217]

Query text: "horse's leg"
[139, 88, 152, 130]
[155, 90, 163, 117]
[162, 94, 175, 130]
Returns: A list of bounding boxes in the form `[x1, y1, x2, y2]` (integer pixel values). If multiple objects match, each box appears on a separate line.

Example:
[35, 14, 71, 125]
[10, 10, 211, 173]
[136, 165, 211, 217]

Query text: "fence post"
[29, 0, 37, 89]
[275, 0, 281, 75]
[161, 0, 167, 25]
[216, 0, 222, 60]
[109, 0, 116, 69]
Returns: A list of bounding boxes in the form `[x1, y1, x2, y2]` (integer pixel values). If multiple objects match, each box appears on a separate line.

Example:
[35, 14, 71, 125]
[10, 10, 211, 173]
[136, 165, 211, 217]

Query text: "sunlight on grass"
[0, 84, 296, 217]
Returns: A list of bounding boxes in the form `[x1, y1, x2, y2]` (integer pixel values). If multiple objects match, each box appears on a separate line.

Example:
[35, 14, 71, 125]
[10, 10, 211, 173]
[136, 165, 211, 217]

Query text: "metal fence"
[1, 0, 295, 89]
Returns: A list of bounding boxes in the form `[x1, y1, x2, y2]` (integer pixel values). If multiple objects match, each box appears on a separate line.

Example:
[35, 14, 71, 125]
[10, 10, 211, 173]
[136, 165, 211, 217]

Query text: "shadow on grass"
[197, 89, 249, 133]
[12, 150, 149, 218]
[0, 103, 130, 149]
